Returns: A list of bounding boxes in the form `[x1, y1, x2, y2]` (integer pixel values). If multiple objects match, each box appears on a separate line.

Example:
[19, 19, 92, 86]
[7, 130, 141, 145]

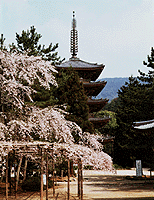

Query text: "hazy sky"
[0, 0, 154, 78]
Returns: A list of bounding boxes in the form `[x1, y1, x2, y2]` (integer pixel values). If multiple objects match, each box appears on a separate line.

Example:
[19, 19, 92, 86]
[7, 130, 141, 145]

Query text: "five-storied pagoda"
[56, 11, 110, 129]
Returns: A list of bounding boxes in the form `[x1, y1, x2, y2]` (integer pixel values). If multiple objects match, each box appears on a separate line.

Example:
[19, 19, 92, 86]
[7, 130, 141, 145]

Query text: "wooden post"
[67, 159, 70, 200]
[15, 156, 22, 199]
[6, 152, 9, 200]
[23, 156, 27, 181]
[8, 153, 11, 195]
[46, 150, 48, 200]
[80, 160, 83, 200]
[52, 148, 55, 197]
[15, 168, 17, 200]
[78, 159, 81, 198]
[61, 170, 63, 178]
[70, 160, 73, 177]
[40, 148, 44, 200]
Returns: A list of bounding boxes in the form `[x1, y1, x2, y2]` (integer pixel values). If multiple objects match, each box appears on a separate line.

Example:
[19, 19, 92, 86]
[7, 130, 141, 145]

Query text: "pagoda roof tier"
[89, 117, 110, 129]
[56, 58, 105, 81]
[87, 98, 108, 113]
[83, 81, 107, 97]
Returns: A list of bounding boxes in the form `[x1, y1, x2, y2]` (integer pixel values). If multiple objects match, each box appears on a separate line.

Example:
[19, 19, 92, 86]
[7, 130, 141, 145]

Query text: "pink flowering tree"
[0, 50, 113, 176]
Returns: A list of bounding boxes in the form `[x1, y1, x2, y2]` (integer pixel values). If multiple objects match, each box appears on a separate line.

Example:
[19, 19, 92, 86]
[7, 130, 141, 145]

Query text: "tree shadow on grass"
[92, 198, 154, 200]
[84, 175, 154, 192]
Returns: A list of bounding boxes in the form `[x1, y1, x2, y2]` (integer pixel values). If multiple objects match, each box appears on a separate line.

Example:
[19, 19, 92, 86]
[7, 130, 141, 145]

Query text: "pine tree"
[0, 34, 7, 50]
[9, 26, 64, 65]
[138, 47, 154, 85]
[138, 47, 154, 120]
[55, 67, 94, 137]
[114, 76, 151, 167]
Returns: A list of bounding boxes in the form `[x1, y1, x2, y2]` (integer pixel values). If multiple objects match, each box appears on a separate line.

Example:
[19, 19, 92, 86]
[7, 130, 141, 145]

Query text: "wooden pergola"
[0, 142, 84, 200]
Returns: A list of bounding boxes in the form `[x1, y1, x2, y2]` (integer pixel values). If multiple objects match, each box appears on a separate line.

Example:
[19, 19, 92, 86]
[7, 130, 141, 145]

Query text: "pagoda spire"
[70, 11, 78, 58]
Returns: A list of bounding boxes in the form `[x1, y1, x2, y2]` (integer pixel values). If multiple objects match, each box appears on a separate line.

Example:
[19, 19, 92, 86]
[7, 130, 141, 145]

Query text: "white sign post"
[43, 174, 46, 185]
[136, 160, 142, 177]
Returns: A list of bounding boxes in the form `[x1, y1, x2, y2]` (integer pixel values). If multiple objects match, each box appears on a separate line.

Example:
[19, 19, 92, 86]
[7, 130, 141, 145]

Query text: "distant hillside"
[96, 77, 129, 102]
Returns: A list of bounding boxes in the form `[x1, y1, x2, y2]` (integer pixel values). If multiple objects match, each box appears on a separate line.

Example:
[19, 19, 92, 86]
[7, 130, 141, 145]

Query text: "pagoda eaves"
[87, 98, 108, 113]
[83, 81, 107, 97]
[56, 58, 105, 81]
[89, 116, 110, 129]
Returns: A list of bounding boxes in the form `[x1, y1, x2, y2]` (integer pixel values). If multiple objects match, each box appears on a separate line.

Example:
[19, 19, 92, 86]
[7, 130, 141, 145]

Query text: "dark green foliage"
[0, 34, 7, 50]
[21, 177, 53, 191]
[21, 177, 41, 191]
[53, 160, 74, 177]
[55, 67, 94, 134]
[114, 76, 154, 167]
[30, 78, 57, 108]
[117, 76, 153, 123]
[137, 47, 154, 119]
[94, 110, 118, 136]
[138, 47, 154, 85]
[102, 98, 120, 112]
[9, 26, 64, 65]
[94, 110, 117, 157]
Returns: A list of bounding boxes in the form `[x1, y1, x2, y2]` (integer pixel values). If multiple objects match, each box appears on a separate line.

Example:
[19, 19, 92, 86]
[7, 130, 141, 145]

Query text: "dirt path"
[81, 175, 154, 199]
[0, 170, 154, 199]
[52, 170, 154, 200]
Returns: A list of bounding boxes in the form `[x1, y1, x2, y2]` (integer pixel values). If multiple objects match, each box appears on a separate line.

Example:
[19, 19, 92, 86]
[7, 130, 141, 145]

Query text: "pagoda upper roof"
[55, 57, 105, 81]
[56, 57, 105, 69]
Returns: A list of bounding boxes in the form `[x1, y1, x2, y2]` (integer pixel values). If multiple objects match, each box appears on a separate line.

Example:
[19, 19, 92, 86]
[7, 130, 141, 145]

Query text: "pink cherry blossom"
[0, 50, 113, 172]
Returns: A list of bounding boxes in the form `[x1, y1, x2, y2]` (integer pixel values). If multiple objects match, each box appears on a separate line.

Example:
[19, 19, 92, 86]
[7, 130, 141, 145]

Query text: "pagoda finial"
[70, 11, 78, 58]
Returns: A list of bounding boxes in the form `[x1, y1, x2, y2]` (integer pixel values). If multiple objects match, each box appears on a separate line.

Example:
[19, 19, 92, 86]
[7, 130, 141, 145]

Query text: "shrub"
[21, 176, 53, 191]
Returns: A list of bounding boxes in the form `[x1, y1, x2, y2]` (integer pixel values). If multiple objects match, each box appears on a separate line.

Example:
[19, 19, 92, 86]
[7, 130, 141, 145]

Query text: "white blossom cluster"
[0, 50, 113, 171]
[0, 50, 57, 109]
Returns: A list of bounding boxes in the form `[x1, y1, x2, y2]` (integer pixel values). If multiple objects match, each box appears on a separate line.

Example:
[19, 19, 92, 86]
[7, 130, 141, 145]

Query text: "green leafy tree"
[55, 67, 94, 137]
[9, 26, 64, 65]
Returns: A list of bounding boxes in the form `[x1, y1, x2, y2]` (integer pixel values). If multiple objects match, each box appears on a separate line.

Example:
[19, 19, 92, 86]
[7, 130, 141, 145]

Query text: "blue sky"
[0, 0, 154, 78]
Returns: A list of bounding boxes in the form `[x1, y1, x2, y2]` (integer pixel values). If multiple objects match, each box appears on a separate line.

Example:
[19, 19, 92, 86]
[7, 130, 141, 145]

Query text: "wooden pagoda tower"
[56, 11, 110, 128]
